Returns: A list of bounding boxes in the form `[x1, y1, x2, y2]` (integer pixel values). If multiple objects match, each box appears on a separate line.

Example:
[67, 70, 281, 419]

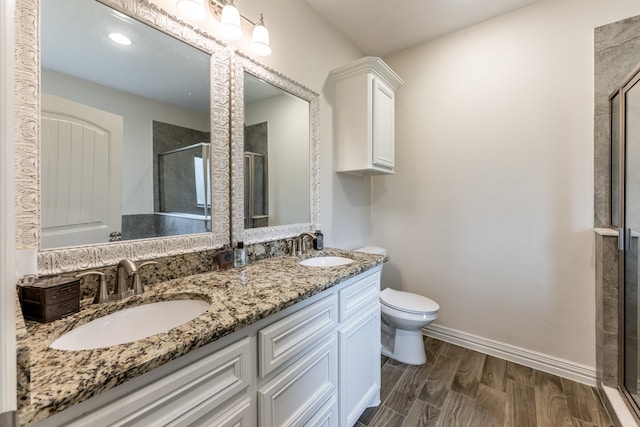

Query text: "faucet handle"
[76, 271, 110, 304]
[287, 239, 297, 256]
[132, 261, 158, 295]
[138, 261, 158, 269]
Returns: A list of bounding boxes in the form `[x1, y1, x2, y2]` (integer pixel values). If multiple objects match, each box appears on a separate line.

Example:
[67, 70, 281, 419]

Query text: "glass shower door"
[621, 69, 640, 410]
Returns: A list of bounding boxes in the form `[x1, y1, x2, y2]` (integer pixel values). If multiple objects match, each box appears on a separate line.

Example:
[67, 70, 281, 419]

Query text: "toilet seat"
[380, 288, 439, 315]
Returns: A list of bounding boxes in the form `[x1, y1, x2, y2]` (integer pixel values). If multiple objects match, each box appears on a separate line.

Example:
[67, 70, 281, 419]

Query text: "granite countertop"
[17, 248, 385, 426]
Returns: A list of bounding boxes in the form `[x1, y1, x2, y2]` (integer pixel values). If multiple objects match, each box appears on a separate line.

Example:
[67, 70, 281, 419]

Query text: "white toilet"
[356, 246, 440, 365]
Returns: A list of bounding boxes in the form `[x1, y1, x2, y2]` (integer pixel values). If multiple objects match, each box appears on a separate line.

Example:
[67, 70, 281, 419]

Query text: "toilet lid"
[380, 288, 439, 314]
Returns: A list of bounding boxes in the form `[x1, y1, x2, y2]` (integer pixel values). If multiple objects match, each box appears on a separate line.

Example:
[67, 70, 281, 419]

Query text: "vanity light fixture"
[249, 15, 271, 56]
[176, 0, 208, 21]
[218, 1, 243, 41]
[176, 0, 272, 56]
[108, 32, 132, 46]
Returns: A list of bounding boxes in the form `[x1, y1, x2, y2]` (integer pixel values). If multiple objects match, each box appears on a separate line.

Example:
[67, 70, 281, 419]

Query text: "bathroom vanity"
[18, 249, 384, 427]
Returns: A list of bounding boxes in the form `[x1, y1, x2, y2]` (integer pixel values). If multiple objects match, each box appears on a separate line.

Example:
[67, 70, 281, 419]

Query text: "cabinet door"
[339, 305, 381, 427]
[372, 77, 395, 170]
[306, 396, 338, 427]
[258, 336, 337, 427]
[191, 396, 254, 427]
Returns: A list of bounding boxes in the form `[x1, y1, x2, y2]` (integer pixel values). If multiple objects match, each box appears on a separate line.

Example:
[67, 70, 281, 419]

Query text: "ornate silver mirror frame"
[230, 51, 320, 244]
[14, 0, 231, 275]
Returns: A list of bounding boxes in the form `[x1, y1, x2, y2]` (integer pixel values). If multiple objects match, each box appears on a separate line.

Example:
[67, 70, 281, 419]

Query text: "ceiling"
[41, 0, 543, 112]
[305, 0, 542, 56]
[42, 0, 210, 113]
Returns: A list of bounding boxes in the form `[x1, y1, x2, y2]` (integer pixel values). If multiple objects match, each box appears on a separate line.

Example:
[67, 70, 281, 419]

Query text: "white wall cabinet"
[33, 268, 381, 427]
[331, 57, 404, 175]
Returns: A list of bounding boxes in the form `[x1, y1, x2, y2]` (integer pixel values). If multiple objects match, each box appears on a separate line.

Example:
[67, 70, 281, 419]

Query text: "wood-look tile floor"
[356, 337, 613, 427]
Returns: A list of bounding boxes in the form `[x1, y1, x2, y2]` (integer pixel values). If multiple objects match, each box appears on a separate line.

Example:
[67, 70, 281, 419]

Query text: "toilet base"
[382, 324, 427, 365]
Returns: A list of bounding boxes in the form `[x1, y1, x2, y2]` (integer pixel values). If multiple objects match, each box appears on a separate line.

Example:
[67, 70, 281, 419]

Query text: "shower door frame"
[612, 62, 640, 422]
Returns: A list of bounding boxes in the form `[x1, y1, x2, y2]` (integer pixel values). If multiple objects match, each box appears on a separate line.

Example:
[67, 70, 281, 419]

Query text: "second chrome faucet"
[290, 232, 317, 256]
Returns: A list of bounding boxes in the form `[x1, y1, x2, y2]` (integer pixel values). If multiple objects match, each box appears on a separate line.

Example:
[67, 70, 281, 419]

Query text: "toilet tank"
[355, 246, 387, 257]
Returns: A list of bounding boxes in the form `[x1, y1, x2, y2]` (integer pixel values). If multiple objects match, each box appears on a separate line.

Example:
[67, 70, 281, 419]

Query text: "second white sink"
[298, 256, 354, 267]
[50, 299, 210, 351]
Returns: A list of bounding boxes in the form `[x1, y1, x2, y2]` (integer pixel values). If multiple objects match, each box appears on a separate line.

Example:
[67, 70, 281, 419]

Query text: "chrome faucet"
[294, 232, 317, 256]
[116, 259, 137, 299]
[75, 260, 158, 304]
[115, 259, 158, 299]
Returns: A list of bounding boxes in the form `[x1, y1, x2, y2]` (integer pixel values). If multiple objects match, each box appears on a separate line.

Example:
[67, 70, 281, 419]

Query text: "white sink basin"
[298, 256, 354, 267]
[50, 299, 210, 351]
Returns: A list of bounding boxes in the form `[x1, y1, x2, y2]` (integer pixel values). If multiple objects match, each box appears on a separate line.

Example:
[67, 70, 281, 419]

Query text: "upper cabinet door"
[331, 57, 403, 175]
[372, 76, 395, 170]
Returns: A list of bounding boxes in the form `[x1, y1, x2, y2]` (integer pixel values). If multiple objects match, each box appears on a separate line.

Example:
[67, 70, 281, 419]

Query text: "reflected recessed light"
[109, 32, 132, 46]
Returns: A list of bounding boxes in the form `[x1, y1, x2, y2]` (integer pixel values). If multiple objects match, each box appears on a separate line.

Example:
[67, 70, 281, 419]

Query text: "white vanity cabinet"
[330, 57, 404, 175]
[32, 267, 381, 427]
[338, 270, 381, 427]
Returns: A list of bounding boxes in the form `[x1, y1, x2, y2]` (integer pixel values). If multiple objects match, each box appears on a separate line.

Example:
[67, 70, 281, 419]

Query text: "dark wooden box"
[18, 277, 80, 323]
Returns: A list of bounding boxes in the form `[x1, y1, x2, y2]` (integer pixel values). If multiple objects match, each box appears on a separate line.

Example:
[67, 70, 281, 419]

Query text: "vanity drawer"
[339, 270, 380, 322]
[259, 294, 337, 378]
[63, 337, 253, 426]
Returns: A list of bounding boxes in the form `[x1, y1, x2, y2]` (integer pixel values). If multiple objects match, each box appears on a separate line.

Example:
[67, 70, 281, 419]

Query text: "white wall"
[42, 69, 209, 215]
[373, 0, 640, 368]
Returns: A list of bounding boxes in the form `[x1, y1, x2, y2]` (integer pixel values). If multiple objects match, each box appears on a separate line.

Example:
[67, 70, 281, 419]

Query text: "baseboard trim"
[423, 324, 597, 386]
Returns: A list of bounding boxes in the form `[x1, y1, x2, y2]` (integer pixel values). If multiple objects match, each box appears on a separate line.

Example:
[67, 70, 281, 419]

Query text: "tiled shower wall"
[594, 15, 640, 228]
[594, 14, 640, 417]
[595, 230, 619, 387]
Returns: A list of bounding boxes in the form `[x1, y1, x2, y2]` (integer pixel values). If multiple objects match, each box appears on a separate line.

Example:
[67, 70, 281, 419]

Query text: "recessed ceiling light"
[109, 32, 132, 46]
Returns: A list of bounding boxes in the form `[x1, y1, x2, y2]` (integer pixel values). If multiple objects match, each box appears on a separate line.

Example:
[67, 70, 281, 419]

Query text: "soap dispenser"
[234, 241, 246, 268]
[313, 230, 323, 250]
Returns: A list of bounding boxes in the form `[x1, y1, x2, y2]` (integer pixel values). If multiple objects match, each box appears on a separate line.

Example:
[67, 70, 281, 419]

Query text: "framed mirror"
[230, 51, 320, 244]
[14, 0, 231, 275]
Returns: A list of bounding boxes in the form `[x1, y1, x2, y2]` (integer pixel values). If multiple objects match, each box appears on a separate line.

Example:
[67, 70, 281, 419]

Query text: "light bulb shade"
[250, 23, 271, 56]
[176, 0, 207, 21]
[219, 4, 243, 41]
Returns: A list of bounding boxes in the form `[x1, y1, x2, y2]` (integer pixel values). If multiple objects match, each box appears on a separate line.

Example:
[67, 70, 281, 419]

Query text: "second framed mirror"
[230, 52, 320, 244]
